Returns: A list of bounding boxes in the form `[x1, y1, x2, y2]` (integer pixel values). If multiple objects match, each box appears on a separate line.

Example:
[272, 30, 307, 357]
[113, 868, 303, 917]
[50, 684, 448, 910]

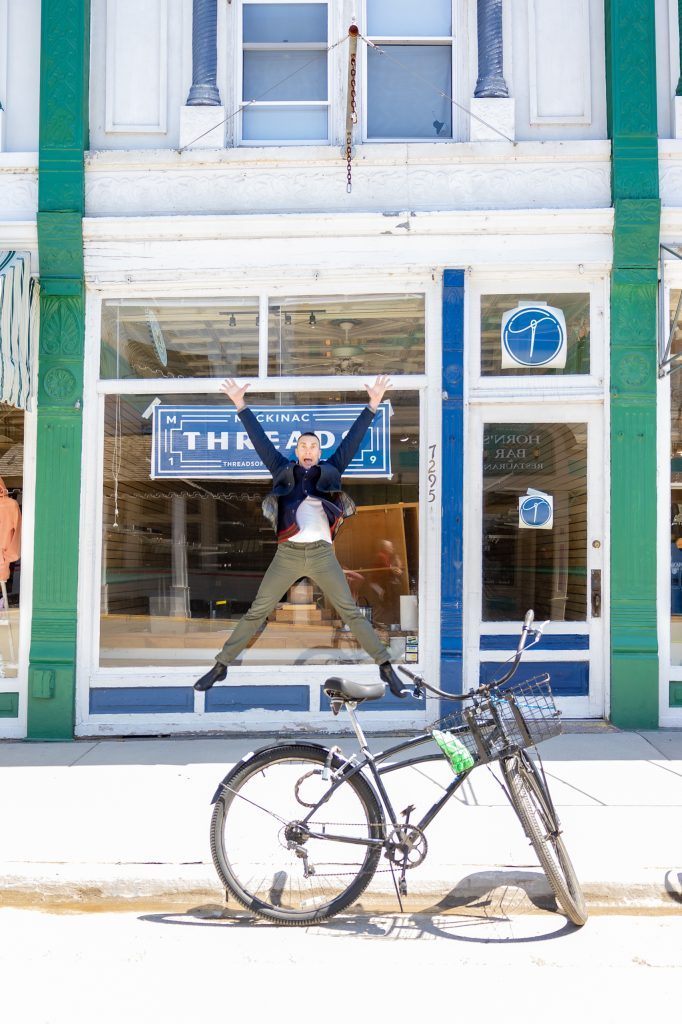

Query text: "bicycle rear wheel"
[501, 751, 588, 926]
[210, 744, 384, 925]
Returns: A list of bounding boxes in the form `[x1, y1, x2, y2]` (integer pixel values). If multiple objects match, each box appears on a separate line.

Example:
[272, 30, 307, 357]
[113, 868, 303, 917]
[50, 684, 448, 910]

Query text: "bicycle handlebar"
[398, 609, 547, 701]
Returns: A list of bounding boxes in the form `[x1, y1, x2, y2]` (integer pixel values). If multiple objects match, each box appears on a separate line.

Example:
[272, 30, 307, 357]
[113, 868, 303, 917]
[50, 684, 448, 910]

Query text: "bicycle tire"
[210, 744, 384, 925]
[501, 751, 588, 926]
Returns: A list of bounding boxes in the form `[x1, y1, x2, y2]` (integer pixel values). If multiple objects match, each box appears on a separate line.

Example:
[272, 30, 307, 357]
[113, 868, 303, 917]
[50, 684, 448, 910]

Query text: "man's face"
[296, 434, 322, 469]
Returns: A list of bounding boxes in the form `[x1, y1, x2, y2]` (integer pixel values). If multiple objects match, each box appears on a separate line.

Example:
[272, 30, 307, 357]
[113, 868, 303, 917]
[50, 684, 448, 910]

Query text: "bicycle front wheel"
[501, 751, 588, 926]
[210, 744, 384, 925]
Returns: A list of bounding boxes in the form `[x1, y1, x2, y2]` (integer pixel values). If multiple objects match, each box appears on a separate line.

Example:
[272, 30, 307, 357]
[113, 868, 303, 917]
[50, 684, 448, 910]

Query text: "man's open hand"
[364, 374, 392, 412]
[220, 378, 250, 410]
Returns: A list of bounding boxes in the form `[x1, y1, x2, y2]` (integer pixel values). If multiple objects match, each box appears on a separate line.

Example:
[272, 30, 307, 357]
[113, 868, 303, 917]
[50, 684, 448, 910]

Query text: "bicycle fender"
[210, 741, 334, 803]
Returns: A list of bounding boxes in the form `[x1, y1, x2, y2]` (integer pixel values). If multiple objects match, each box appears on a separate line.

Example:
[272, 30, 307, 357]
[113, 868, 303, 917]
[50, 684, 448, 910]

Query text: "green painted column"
[28, 0, 90, 739]
[605, 1, 660, 728]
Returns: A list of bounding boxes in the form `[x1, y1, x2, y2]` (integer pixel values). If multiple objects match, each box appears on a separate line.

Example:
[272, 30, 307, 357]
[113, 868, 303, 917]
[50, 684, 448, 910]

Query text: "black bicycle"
[209, 610, 587, 927]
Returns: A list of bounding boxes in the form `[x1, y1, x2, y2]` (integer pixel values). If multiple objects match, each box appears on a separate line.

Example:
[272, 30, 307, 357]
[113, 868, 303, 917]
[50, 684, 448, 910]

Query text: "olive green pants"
[215, 539, 391, 666]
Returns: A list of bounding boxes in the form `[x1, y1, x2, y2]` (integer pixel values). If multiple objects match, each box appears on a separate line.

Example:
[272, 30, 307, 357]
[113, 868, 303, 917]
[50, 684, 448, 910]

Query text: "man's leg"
[195, 545, 305, 690]
[307, 544, 408, 697]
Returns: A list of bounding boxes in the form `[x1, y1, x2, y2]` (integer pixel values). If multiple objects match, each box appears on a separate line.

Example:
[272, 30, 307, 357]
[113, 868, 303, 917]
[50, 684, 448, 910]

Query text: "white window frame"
[237, 0, 331, 146]
[659, 260, 682, 727]
[77, 275, 441, 736]
[467, 271, 608, 400]
[361, 0, 457, 143]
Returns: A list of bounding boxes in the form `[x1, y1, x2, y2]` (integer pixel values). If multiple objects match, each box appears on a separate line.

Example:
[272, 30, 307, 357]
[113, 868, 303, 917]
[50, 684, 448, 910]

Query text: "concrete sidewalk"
[0, 726, 680, 915]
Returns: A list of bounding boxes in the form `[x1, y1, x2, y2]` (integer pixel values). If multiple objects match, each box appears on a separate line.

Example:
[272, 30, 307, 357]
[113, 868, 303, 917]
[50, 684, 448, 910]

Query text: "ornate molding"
[85, 158, 611, 217]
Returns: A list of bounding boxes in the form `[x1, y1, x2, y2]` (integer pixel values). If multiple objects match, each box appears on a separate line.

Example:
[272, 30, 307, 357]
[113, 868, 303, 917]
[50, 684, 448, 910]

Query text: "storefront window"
[482, 422, 587, 621]
[100, 390, 420, 668]
[268, 295, 425, 376]
[669, 290, 682, 663]
[0, 404, 24, 677]
[100, 299, 260, 380]
[481, 293, 590, 376]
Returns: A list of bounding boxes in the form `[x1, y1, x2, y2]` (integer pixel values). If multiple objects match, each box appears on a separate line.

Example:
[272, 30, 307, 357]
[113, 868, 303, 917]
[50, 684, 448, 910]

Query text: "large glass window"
[481, 293, 591, 376]
[669, 290, 682, 664]
[241, 2, 329, 143]
[100, 390, 419, 668]
[482, 422, 587, 622]
[101, 299, 260, 380]
[366, 0, 453, 140]
[268, 294, 425, 375]
[0, 404, 24, 678]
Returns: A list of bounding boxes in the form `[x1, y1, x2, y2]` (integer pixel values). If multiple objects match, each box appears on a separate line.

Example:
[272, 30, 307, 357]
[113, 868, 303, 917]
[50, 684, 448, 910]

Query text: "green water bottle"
[432, 729, 475, 774]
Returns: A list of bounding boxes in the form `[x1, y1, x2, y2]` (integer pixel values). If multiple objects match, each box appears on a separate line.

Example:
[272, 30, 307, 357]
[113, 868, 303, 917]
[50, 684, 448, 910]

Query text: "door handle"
[591, 569, 601, 618]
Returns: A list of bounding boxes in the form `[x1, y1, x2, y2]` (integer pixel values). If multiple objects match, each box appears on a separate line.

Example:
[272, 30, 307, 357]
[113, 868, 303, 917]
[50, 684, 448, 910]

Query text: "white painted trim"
[105, 0, 169, 133]
[0, 222, 38, 251]
[527, 0, 592, 126]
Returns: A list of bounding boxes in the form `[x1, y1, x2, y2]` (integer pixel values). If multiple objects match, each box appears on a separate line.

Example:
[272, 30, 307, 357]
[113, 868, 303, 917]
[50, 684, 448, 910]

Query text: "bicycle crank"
[385, 825, 428, 868]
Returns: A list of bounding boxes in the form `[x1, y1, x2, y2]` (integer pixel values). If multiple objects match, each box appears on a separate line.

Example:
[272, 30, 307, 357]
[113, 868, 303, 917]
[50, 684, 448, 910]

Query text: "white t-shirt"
[291, 497, 332, 544]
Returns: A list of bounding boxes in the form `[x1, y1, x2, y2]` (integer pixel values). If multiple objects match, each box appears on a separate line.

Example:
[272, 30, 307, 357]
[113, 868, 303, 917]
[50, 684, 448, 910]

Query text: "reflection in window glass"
[241, 1, 328, 142]
[367, 0, 452, 36]
[481, 294, 590, 376]
[268, 294, 425, 376]
[669, 291, 682, 662]
[0, 403, 23, 678]
[100, 392, 419, 668]
[100, 300, 260, 380]
[482, 422, 587, 622]
[367, 46, 452, 139]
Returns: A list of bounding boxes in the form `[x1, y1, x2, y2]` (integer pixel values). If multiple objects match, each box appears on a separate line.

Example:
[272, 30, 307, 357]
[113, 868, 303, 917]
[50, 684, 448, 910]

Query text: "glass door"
[466, 405, 605, 717]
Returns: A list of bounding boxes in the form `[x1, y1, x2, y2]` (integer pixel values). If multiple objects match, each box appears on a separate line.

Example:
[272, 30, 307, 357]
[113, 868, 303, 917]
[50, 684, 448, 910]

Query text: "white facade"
[71, 1, 615, 736]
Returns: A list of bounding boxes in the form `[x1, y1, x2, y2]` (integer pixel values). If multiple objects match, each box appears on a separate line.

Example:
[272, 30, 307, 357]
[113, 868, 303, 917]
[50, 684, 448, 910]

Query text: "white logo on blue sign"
[501, 303, 567, 369]
[519, 493, 553, 530]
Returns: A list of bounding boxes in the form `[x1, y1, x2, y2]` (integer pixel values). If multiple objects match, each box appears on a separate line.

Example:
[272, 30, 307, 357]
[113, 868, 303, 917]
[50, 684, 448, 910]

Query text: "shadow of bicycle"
[138, 868, 580, 942]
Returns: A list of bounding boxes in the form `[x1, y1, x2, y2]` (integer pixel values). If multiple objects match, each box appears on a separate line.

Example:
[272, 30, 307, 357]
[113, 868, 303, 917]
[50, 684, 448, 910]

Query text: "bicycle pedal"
[399, 879, 407, 896]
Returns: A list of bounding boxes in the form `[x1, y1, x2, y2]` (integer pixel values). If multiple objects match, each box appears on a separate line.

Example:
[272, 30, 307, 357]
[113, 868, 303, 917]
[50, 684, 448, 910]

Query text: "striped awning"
[0, 251, 38, 410]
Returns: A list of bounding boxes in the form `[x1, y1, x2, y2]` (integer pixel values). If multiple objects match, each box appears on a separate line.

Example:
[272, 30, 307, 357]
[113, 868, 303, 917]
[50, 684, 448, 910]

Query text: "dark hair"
[297, 431, 320, 443]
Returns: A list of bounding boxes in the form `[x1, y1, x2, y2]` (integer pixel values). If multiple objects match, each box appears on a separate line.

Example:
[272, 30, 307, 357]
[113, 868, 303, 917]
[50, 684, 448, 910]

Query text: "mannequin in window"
[0, 476, 21, 597]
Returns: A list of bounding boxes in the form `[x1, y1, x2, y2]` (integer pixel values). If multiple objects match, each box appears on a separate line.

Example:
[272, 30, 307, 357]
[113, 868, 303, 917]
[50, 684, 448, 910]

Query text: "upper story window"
[365, 0, 454, 140]
[240, 1, 330, 144]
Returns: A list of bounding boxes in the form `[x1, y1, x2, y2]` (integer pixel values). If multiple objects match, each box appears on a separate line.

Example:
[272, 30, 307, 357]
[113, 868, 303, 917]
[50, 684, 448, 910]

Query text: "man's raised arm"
[327, 374, 393, 473]
[220, 378, 288, 475]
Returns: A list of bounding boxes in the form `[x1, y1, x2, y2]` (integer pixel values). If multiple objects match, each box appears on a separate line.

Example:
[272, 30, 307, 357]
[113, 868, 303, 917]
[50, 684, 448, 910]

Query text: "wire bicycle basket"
[430, 674, 562, 765]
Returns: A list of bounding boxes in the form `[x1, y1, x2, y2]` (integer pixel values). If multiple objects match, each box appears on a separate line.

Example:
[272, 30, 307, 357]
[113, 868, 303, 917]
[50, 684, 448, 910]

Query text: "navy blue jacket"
[237, 404, 376, 541]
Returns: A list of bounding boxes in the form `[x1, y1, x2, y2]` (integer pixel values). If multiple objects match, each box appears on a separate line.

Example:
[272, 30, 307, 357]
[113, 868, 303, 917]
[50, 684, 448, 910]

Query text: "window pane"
[100, 300, 260, 380]
[242, 105, 328, 141]
[267, 294, 425, 375]
[482, 423, 587, 622]
[243, 3, 327, 43]
[367, 45, 451, 139]
[481, 294, 591, 376]
[0, 403, 24, 679]
[243, 51, 328, 101]
[367, 0, 452, 36]
[100, 392, 419, 668]
[670, 290, 682, 662]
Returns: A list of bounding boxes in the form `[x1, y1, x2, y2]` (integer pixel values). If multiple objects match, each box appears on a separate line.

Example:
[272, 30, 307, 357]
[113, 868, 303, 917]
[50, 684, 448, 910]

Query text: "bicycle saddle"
[323, 676, 385, 702]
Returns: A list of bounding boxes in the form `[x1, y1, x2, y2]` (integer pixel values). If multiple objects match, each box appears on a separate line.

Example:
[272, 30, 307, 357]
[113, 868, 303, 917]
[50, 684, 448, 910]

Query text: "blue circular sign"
[519, 496, 552, 528]
[503, 306, 565, 367]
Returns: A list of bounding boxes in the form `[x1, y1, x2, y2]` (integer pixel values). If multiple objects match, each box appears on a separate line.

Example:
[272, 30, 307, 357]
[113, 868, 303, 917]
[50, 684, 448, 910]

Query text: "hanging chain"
[345, 26, 359, 194]
[346, 52, 357, 192]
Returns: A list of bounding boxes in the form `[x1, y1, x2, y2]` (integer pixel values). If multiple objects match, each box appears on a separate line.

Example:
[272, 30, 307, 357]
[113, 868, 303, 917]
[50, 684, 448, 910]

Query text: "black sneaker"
[194, 662, 227, 692]
[379, 662, 409, 699]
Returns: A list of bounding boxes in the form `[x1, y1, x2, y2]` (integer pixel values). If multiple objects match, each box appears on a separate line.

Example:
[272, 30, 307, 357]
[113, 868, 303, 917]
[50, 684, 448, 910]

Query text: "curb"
[1, 864, 679, 914]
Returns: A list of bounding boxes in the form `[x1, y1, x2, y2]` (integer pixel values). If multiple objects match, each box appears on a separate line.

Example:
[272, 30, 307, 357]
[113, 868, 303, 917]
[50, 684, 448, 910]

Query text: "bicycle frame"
[299, 701, 474, 849]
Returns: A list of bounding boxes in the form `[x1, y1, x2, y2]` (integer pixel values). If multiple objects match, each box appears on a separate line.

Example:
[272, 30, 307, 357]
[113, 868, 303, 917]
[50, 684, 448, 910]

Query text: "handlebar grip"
[523, 609, 535, 629]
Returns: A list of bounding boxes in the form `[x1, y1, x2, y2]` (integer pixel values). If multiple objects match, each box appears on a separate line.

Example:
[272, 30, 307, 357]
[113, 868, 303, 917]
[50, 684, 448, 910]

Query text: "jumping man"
[194, 374, 408, 698]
